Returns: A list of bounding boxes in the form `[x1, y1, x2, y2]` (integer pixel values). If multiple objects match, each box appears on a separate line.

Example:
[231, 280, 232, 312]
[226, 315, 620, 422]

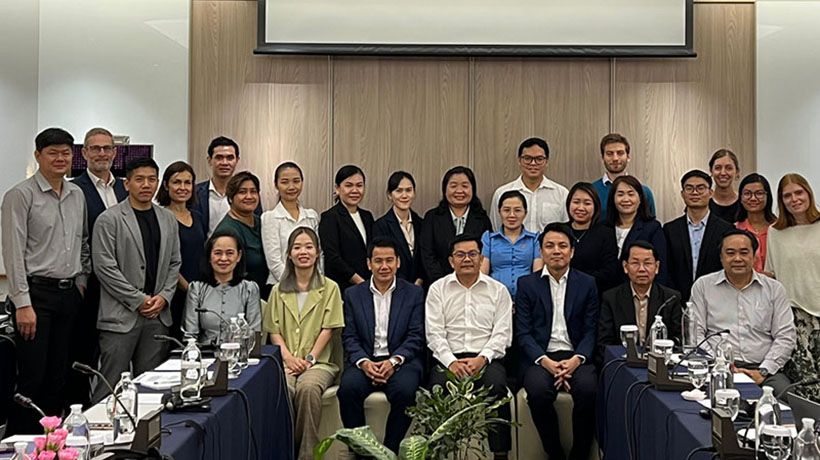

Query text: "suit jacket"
[341, 279, 426, 374]
[71, 171, 128, 238]
[611, 218, 669, 285]
[514, 269, 599, 374]
[93, 200, 181, 333]
[597, 281, 682, 362]
[419, 205, 493, 283]
[372, 209, 424, 283]
[663, 213, 733, 302]
[319, 202, 375, 293]
[191, 179, 262, 226]
[569, 222, 621, 295]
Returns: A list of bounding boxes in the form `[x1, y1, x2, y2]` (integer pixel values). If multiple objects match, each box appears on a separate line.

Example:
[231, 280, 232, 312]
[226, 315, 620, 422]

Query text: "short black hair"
[125, 157, 160, 179]
[680, 169, 713, 189]
[207, 136, 240, 158]
[35, 128, 74, 152]
[386, 171, 416, 194]
[517, 137, 550, 159]
[438, 166, 487, 215]
[368, 236, 401, 259]
[335, 164, 366, 186]
[718, 228, 759, 255]
[226, 171, 260, 203]
[538, 222, 575, 248]
[622, 240, 659, 262]
[274, 161, 303, 183]
[498, 190, 527, 212]
[448, 233, 483, 255]
[200, 229, 246, 287]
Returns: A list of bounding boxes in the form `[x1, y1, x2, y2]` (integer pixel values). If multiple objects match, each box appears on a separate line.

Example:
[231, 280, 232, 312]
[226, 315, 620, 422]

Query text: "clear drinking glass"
[759, 424, 793, 460]
[687, 357, 709, 392]
[714, 388, 741, 421]
[620, 325, 639, 348]
[654, 339, 675, 365]
[220, 342, 241, 379]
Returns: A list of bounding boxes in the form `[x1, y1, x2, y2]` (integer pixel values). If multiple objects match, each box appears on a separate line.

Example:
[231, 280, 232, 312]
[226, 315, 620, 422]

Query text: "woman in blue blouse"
[480, 190, 542, 297]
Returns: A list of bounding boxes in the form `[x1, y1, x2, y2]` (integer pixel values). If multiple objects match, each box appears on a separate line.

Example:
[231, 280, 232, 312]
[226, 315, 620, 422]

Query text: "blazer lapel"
[563, 270, 579, 323]
[647, 284, 665, 319]
[79, 173, 106, 216]
[155, 205, 169, 289]
[697, 219, 719, 274]
[680, 220, 694, 278]
[386, 282, 403, 341]
[298, 285, 325, 319]
[337, 203, 366, 250]
[121, 202, 146, 263]
[617, 283, 638, 325]
[279, 292, 302, 323]
[114, 179, 128, 202]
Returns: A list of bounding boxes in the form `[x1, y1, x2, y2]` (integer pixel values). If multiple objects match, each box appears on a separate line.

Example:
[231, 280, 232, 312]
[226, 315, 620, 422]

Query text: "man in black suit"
[663, 169, 733, 302]
[337, 237, 425, 453]
[598, 241, 682, 361]
[69, 127, 128, 406]
[191, 136, 261, 236]
[515, 223, 598, 460]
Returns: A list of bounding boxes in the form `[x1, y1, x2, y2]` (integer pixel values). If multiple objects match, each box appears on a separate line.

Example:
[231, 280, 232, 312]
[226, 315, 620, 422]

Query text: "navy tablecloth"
[597, 346, 769, 460]
[156, 345, 292, 460]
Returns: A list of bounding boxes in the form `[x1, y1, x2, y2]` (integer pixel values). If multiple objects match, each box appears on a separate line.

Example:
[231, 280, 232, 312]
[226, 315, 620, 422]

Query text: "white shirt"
[208, 180, 231, 235]
[88, 169, 118, 209]
[370, 277, 396, 358]
[490, 175, 569, 232]
[296, 291, 309, 314]
[261, 202, 320, 284]
[544, 268, 574, 353]
[395, 209, 415, 255]
[449, 206, 470, 235]
[350, 210, 367, 245]
[425, 272, 513, 368]
[615, 226, 631, 257]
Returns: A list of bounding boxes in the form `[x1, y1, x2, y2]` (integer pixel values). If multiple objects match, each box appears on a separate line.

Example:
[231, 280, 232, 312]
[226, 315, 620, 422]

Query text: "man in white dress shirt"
[426, 233, 513, 458]
[489, 137, 569, 233]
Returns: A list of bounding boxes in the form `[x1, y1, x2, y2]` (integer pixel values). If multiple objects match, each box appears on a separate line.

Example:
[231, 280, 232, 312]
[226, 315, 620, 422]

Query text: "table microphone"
[13, 393, 47, 419]
[71, 362, 138, 430]
[655, 295, 678, 317]
[153, 334, 185, 349]
[777, 377, 820, 400]
[670, 328, 730, 374]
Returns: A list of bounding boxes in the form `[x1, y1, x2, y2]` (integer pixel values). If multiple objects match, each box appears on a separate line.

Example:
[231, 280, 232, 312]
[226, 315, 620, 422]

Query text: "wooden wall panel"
[190, 1, 331, 211]
[332, 58, 471, 216]
[473, 59, 611, 207]
[613, 3, 756, 223]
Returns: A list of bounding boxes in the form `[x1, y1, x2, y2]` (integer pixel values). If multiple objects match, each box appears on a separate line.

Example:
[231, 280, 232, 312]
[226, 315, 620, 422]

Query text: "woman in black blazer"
[373, 171, 425, 285]
[604, 175, 668, 284]
[319, 165, 374, 293]
[565, 182, 621, 295]
[420, 166, 493, 283]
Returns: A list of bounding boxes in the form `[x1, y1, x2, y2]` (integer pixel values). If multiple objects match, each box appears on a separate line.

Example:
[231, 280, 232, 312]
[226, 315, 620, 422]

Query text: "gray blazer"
[93, 200, 181, 333]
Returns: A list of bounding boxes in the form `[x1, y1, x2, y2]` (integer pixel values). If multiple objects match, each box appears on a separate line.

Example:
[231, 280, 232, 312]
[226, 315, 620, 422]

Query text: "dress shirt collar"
[713, 269, 763, 290]
[271, 201, 305, 222]
[208, 179, 225, 197]
[686, 210, 710, 228]
[449, 206, 470, 221]
[34, 170, 69, 195]
[602, 172, 633, 186]
[88, 169, 115, 187]
[446, 271, 489, 290]
[514, 175, 555, 191]
[489, 227, 537, 243]
[541, 266, 569, 284]
[369, 277, 397, 297]
[393, 207, 413, 224]
[630, 282, 652, 300]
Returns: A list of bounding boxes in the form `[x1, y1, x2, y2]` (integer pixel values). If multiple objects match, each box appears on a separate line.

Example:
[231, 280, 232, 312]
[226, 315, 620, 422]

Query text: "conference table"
[598, 346, 780, 460]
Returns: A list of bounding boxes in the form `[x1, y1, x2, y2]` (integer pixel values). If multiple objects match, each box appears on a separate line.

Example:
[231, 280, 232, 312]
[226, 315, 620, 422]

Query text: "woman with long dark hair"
[734, 173, 777, 274]
[372, 171, 424, 285]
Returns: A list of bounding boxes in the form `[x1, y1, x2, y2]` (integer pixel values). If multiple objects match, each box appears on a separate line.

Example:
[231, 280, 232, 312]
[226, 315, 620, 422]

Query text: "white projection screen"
[256, 0, 694, 57]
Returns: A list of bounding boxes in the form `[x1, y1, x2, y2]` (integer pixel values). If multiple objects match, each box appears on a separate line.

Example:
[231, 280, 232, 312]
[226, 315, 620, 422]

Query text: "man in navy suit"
[337, 237, 425, 453]
[69, 127, 128, 406]
[515, 223, 599, 460]
[191, 136, 261, 235]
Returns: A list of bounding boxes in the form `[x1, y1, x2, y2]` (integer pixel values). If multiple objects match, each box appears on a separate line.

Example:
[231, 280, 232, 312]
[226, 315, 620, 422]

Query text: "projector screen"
[256, 0, 694, 57]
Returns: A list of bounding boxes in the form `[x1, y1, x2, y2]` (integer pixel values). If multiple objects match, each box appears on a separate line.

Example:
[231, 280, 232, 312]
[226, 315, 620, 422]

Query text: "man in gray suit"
[92, 157, 181, 400]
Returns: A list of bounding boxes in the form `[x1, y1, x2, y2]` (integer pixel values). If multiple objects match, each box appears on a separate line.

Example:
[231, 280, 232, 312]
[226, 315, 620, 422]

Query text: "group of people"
[3, 127, 820, 460]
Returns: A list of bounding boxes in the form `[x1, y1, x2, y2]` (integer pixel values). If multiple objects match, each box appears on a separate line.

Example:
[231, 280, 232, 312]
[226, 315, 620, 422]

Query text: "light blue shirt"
[480, 228, 540, 297]
[687, 211, 710, 280]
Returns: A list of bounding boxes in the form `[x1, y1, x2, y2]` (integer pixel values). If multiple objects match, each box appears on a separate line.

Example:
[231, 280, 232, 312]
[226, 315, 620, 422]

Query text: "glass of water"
[220, 342, 241, 379]
[654, 339, 675, 365]
[714, 388, 741, 421]
[620, 325, 639, 348]
[759, 424, 793, 460]
[687, 357, 709, 392]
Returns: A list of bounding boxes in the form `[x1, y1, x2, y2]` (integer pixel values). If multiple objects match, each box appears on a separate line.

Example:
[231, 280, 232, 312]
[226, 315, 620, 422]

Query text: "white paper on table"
[133, 371, 180, 389]
[154, 358, 215, 372]
[732, 373, 756, 384]
[697, 399, 791, 411]
[1, 434, 37, 444]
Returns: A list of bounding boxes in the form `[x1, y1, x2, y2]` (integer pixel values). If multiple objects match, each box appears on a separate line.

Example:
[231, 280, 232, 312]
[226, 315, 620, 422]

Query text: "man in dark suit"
[337, 237, 425, 453]
[191, 136, 261, 236]
[598, 241, 682, 362]
[663, 169, 734, 302]
[69, 127, 128, 406]
[515, 223, 598, 460]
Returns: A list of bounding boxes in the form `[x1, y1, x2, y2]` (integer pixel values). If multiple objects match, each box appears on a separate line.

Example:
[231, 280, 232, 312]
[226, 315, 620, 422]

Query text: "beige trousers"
[286, 368, 335, 460]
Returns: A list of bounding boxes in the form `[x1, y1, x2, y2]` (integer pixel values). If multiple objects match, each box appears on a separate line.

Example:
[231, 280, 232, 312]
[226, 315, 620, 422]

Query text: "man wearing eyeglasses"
[426, 233, 513, 460]
[663, 169, 733, 302]
[68, 127, 129, 405]
[489, 137, 568, 233]
[591, 133, 657, 221]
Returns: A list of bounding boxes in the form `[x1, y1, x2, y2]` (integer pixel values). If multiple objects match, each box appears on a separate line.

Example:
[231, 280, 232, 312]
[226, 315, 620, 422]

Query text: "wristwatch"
[759, 368, 769, 377]
[306, 354, 316, 365]
[389, 357, 401, 369]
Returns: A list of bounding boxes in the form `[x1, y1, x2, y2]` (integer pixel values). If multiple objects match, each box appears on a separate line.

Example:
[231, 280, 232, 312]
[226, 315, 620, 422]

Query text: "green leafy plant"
[313, 367, 516, 460]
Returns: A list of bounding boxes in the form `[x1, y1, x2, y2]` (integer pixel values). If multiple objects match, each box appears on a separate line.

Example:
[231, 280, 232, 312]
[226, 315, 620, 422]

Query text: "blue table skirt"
[597, 346, 766, 460]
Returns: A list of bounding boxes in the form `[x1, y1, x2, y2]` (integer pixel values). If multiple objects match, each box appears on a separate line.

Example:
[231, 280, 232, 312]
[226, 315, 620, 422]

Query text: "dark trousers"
[523, 351, 597, 460]
[337, 362, 422, 453]
[8, 284, 81, 435]
[428, 354, 512, 453]
[65, 276, 101, 408]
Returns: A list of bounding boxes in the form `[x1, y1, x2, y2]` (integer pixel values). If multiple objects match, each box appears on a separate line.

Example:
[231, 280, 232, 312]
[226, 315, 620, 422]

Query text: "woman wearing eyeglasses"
[734, 173, 777, 274]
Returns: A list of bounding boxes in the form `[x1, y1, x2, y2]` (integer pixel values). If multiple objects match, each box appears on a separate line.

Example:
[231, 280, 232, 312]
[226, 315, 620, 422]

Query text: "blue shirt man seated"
[515, 223, 599, 460]
[337, 237, 426, 453]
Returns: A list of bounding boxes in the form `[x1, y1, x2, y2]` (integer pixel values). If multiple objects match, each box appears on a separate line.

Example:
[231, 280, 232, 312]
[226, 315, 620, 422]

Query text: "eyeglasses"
[741, 190, 767, 200]
[627, 261, 657, 269]
[87, 145, 115, 154]
[520, 155, 547, 165]
[683, 184, 709, 194]
[452, 251, 481, 261]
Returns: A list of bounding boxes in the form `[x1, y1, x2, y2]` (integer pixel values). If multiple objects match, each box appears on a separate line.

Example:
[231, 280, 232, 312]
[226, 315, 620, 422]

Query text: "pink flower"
[39, 416, 62, 432]
[58, 448, 79, 460]
[47, 433, 65, 450]
[34, 436, 47, 451]
[38, 451, 56, 460]
[53, 429, 68, 442]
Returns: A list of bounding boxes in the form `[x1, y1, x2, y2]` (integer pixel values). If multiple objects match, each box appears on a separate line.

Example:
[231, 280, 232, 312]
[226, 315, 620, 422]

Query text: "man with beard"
[592, 133, 657, 221]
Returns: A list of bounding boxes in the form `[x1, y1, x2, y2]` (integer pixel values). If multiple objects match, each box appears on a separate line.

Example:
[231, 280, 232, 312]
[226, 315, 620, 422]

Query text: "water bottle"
[180, 337, 204, 402]
[63, 403, 90, 439]
[709, 356, 733, 406]
[793, 418, 820, 459]
[10, 442, 31, 460]
[681, 302, 697, 354]
[107, 371, 139, 435]
[755, 386, 783, 455]
[65, 435, 90, 460]
[647, 315, 667, 354]
[236, 313, 250, 369]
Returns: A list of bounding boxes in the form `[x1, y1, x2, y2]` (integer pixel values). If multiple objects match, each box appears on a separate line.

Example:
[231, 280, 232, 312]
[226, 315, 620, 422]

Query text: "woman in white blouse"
[261, 162, 320, 292]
